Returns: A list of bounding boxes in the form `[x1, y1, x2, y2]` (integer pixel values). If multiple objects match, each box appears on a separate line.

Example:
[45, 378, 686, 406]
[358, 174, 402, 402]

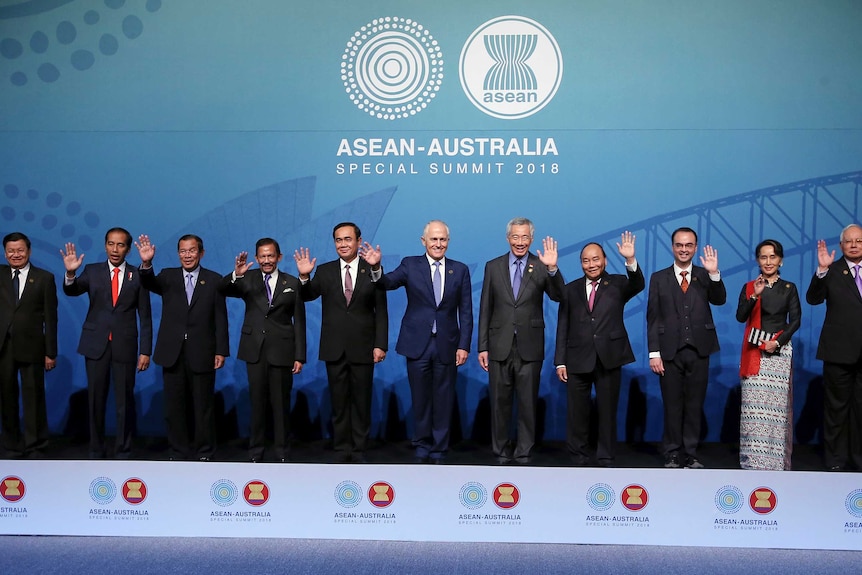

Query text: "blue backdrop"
[1, 0, 861, 445]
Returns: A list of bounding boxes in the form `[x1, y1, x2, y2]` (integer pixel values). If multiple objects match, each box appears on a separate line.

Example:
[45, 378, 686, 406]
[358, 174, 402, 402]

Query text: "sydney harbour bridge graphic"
[2, 170, 860, 442]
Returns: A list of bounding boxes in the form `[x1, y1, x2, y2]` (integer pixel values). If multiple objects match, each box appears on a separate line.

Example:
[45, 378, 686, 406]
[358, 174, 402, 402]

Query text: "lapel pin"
[843, 269, 849, 275]
[448, 269, 453, 274]
[200, 280, 206, 285]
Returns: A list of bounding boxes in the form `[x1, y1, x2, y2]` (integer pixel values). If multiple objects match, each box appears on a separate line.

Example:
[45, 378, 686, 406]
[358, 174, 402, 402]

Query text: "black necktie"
[12, 269, 20, 304]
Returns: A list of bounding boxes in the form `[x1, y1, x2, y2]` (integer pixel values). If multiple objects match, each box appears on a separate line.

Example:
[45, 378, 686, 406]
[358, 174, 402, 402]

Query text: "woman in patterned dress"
[736, 239, 801, 470]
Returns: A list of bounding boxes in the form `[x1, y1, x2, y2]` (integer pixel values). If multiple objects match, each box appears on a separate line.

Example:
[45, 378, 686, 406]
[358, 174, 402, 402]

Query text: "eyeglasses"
[673, 243, 696, 250]
[5, 248, 27, 256]
[842, 238, 862, 245]
[178, 249, 199, 256]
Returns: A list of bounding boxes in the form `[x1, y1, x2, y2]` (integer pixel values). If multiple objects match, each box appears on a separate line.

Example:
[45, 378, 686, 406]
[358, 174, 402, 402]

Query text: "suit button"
[262, 330, 267, 334]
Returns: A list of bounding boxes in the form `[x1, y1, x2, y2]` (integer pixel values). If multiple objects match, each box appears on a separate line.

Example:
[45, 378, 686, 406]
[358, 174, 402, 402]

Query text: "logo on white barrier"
[341, 17, 444, 120]
[368, 481, 395, 508]
[748, 487, 777, 515]
[0, 475, 25, 503]
[122, 477, 147, 505]
[210, 479, 239, 507]
[587, 483, 615, 512]
[459, 482, 488, 510]
[334, 480, 363, 508]
[459, 15, 563, 119]
[244, 480, 270, 507]
[89, 477, 117, 505]
[620, 484, 649, 512]
[493, 482, 520, 509]
[714, 485, 744, 514]
[846, 490, 862, 518]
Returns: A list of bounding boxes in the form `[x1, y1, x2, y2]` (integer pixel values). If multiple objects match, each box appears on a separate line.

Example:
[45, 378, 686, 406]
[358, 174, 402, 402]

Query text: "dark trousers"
[406, 336, 455, 460]
[659, 346, 709, 458]
[822, 359, 862, 469]
[0, 341, 48, 457]
[488, 338, 542, 462]
[163, 345, 216, 460]
[247, 358, 293, 460]
[86, 345, 137, 459]
[326, 355, 374, 454]
[566, 358, 621, 463]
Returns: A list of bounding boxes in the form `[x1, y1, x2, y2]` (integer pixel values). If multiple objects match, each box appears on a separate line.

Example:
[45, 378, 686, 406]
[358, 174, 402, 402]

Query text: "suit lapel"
[2, 267, 18, 307]
[839, 262, 862, 303]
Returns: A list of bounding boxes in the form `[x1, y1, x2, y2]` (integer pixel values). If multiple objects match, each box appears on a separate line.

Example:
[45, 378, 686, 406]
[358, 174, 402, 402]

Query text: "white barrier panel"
[0, 461, 860, 550]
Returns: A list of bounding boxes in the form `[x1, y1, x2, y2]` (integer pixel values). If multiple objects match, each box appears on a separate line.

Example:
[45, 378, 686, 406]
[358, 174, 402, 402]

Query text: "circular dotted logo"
[368, 481, 395, 509]
[89, 477, 117, 505]
[586, 483, 615, 512]
[749, 487, 777, 515]
[210, 479, 239, 507]
[243, 480, 270, 507]
[334, 480, 363, 508]
[341, 16, 444, 119]
[459, 482, 487, 510]
[459, 15, 563, 119]
[846, 490, 862, 518]
[122, 478, 147, 505]
[714, 485, 744, 514]
[620, 484, 649, 512]
[0, 476, 26, 503]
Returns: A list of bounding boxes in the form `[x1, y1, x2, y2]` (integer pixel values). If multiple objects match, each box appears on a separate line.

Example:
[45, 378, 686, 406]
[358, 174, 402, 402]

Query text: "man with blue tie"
[478, 217, 563, 465]
[361, 220, 472, 463]
[61, 228, 152, 459]
[0, 232, 58, 459]
[136, 233, 229, 461]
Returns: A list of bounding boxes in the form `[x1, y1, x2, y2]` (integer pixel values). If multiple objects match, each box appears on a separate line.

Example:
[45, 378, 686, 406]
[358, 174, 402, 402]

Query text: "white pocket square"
[284, 288, 293, 293]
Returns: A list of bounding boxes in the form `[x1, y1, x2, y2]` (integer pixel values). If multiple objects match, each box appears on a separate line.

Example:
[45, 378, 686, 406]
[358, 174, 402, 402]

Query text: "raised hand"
[816, 239, 835, 272]
[234, 251, 254, 276]
[60, 242, 84, 273]
[753, 274, 766, 296]
[700, 245, 719, 274]
[617, 231, 636, 263]
[359, 241, 382, 268]
[536, 236, 558, 271]
[293, 247, 316, 279]
[135, 234, 156, 265]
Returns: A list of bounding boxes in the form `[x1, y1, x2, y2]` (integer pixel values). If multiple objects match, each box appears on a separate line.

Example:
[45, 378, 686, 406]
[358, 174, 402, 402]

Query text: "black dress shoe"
[279, 458, 289, 463]
[249, 458, 259, 463]
[570, 455, 590, 467]
[597, 459, 614, 468]
[432, 457, 446, 465]
[664, 453, 681, 468]
[199, 457, 211, 462]
[414, 456, 430, 464]
[684, 456, 704, 469]
[827, 465, 844, 472]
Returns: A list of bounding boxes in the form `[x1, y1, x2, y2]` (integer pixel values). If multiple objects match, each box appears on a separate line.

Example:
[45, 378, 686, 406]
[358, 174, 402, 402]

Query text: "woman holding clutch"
[736, 239, 801, 470]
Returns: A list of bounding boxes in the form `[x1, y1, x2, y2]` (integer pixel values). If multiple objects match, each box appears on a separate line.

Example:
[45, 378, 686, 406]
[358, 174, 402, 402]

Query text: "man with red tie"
[62, 228, 152, 459]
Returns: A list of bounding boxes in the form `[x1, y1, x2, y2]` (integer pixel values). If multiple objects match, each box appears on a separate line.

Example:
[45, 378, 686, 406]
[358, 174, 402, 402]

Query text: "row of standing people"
[1, 221, 861, 471]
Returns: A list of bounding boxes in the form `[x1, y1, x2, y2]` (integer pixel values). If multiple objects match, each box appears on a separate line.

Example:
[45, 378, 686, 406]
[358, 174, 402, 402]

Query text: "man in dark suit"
[806, 223, 862, 471]
[647, 226, 725, 469]
[136, 233, 229, 461]
[555, 232, 643, 467]
[361, 220, 472, 463]
[294, 222, 388, 463]
[477, 217, 563, 465]
[61, 227, 152, 459]
[0, 232, 57, 459]
[220, 238, 305, 463]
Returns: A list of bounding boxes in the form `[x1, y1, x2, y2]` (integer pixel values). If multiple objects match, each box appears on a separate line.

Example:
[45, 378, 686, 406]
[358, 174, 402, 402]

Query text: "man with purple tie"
[807, 223, 862, 471]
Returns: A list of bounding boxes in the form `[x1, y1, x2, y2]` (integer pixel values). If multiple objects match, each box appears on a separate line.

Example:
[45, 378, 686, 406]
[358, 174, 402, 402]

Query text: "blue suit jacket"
[378, 256, 472, 363]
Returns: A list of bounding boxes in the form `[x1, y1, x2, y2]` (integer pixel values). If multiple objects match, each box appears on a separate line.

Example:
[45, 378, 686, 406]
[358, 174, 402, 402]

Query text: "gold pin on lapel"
[200, 280, 206, 285]
[448, 269, 453, 274]
[843, 269, 850, 275]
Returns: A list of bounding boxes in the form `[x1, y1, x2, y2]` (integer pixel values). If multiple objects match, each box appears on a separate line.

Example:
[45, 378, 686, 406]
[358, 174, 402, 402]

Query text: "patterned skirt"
[739, 342, 793, 470]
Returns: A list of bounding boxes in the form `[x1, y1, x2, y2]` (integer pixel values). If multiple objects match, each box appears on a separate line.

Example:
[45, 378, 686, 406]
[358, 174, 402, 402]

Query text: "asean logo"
[459, 15, 563, 119]
[122, 478, 147, 505]
[210, 479, 239, 507]
[368, 481, 395, 508]
[459, 482, 487, 510]
[335, 480, 363, 508]
[244, 480, 270, 507]
[493, 482, 520, 509]
[89, 477, 117, 505]
[714, 485, 744, 515]
[341, 16, 444, 120]
[845, 489, 862, 518]
[586, 483, 615, 512]
[749, 487, 777, 515]
[0, 476, 25, 503]
[620, 484, 649, 511]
